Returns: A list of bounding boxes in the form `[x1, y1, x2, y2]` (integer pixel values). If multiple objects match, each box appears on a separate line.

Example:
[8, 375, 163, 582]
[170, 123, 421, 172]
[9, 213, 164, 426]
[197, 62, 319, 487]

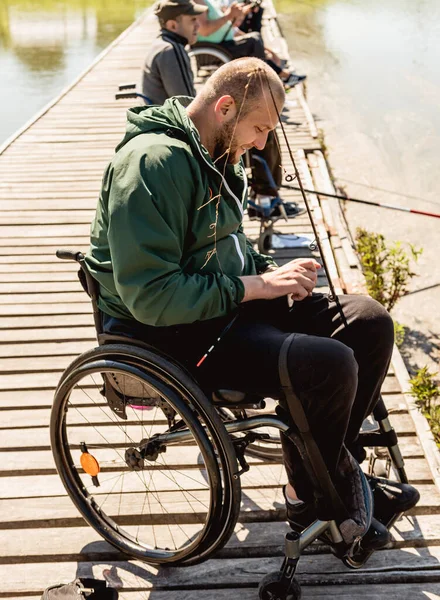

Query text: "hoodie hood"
[117, 97, 207, 167]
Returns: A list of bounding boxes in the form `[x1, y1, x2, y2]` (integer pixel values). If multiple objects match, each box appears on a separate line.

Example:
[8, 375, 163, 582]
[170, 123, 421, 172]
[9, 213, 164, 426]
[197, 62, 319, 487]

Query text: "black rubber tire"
[188, 45, 231, 83]
[258, 227, 273, 254]
[51, 344, 241, 566]
[258, 572, 302, 600]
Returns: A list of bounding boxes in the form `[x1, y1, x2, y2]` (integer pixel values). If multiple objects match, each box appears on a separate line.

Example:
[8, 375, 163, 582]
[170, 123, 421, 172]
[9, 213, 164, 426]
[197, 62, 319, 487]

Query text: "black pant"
[250, 130, 282, 197]
[102, 293, 394, 502]
[239, 5, 264, 33]
[219, 32, 266, 61]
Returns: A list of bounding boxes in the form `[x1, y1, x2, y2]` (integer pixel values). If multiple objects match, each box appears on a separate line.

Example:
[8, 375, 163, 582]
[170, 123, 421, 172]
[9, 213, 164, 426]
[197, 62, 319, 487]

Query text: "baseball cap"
[154, 0, 208, 22]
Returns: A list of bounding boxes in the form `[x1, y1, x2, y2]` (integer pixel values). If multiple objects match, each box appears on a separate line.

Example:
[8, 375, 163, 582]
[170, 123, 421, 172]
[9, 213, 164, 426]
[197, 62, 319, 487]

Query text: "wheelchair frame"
[51, 250, 409, 599]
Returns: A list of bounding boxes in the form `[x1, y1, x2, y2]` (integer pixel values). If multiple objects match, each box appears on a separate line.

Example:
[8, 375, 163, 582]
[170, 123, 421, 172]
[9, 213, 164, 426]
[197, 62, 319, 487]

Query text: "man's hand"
[226, 2, 245, 21]
[238, 3, 253, 16]
[240, 258, 321, 303]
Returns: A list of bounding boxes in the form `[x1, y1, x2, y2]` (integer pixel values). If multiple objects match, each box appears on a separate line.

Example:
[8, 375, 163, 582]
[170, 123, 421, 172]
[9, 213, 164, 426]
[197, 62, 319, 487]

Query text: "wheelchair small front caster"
[258, 572, 301, 600]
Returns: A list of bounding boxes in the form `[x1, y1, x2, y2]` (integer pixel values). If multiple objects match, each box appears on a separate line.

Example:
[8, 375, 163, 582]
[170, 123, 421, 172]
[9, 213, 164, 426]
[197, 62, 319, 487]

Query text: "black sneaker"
[271, 202, 306, 218]
[284, 494, 317, 532]
[284, 73, 307, 89]
[366, 475, 420, 525]
[359, 517, 391, 550]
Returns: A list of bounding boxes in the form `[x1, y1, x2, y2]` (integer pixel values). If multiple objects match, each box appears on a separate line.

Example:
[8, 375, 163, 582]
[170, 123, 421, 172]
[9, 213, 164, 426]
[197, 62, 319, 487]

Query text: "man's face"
[174, 14, 200, 45]
[214, 95, 281, 165]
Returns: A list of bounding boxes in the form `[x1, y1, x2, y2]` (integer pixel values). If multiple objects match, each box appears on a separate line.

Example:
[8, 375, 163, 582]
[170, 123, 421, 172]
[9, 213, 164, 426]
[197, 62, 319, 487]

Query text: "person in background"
[194, 0, 306, 88]
[142, 0, 207, 104]
[237, 0, 264, 34]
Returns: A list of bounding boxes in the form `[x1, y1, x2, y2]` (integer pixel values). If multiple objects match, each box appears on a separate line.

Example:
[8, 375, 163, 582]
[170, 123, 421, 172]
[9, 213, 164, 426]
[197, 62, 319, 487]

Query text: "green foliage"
[426, 405, 440, 447]
[393, 321, 406, 348]
[409, 366, 440, 412]
[355, 228, 422, 312]
[409, 366, 440, 446]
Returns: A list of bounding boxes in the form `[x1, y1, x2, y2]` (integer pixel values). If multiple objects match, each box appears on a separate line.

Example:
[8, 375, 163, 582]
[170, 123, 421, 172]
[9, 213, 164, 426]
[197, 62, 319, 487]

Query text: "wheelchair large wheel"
[188, 45, 231, 84]
[51, 344, 241, 566]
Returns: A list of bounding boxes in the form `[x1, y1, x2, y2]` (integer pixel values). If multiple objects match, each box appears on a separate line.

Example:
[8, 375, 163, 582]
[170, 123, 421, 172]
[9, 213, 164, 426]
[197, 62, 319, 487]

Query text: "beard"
[212, 120, 241, 165]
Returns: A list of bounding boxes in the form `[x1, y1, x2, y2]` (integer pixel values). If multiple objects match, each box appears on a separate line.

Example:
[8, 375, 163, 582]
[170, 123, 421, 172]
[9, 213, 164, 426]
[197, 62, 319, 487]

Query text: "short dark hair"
[199, 57, 285, 117]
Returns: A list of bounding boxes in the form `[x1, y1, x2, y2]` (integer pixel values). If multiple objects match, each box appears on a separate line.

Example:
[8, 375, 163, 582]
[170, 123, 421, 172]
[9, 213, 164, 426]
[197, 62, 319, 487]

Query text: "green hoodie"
[85, 97, 276, 327]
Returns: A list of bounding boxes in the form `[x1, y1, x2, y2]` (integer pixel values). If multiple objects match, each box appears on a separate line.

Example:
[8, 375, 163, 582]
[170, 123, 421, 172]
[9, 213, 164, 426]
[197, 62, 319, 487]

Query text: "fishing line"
[263, 71, 347, 326]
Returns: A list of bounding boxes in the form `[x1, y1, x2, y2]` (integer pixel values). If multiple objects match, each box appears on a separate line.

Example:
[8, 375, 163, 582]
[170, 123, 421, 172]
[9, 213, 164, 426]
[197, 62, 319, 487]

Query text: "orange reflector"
[80, 452, 100, 477]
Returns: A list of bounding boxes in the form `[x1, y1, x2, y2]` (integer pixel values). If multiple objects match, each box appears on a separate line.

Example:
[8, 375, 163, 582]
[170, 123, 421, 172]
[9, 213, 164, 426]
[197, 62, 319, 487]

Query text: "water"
[276, 0, 440, 202]
[275, 0, 440, 368]
[0, 0, 149, 145]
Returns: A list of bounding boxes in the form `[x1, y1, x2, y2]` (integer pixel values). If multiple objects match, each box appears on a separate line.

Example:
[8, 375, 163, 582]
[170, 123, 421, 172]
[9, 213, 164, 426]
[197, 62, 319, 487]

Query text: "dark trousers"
[102, 293, 394, 502]
[219, 32, 266, 61]
[239, 6, 264, 33]
[250, 130, 282, 197]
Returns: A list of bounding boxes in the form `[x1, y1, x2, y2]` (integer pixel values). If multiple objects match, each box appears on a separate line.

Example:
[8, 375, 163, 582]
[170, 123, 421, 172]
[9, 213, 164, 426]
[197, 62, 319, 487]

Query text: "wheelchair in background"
[50, 249, 409, 600]
[115, 43, 231, 103]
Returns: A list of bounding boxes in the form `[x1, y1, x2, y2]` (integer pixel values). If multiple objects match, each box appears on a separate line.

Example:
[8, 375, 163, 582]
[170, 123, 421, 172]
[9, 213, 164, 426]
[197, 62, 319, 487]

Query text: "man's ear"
[213, 95, 237, 124]
[165, 18, 177, 32]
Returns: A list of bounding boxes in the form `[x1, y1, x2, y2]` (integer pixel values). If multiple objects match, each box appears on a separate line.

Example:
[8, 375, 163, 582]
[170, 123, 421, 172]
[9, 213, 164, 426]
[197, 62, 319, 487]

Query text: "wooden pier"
[1, 8, 440, 599]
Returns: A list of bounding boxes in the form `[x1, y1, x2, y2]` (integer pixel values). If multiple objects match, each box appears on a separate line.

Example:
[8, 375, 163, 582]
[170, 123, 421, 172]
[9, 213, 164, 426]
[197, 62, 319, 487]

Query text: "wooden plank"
[0, 326, 94, 345]
[3, 547, 440, 594]
[0, 340, 92, 360]
[0, 439, 432, 483]
[0, 462, 289, 499]
[12, 585, 440, 600]
[0, 411, 419, 450]
[0, 314, 93, 330]
[0, 293, 89, 305]
[0, 263, 80, 273]
[2, 515, 440, 565]
[0, 240, 88, 251]
[0, 304, 91, 318]
[0, 355, 80, 373]
[0, 214, 94, 226]
[0, 225, 89, 239]
[0, 279, 82, 293]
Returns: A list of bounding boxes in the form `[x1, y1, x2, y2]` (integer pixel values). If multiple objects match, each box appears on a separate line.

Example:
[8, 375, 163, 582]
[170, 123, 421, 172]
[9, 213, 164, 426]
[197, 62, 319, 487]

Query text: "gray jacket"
[142, 30, 196, 104]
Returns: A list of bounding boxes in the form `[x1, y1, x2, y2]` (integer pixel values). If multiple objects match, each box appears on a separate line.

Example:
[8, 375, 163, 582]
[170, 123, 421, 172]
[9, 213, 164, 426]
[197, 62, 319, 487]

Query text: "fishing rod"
[282, 184, 440, 220]
[262, 71, 347, 326]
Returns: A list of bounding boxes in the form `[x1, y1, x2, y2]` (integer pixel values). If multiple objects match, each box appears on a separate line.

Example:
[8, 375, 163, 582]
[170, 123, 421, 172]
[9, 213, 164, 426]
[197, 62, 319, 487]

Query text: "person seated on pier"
[236, 0, 264, 34]
[194, 0, 306, 88]
[142, 0, 208, 105]
[143, 0, 301, 219]
[87, 57, 420, 552]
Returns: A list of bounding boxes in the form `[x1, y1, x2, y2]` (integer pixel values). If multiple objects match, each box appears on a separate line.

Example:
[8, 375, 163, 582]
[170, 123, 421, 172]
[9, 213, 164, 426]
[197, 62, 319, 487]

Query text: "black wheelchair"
[51, 249, 409, 600]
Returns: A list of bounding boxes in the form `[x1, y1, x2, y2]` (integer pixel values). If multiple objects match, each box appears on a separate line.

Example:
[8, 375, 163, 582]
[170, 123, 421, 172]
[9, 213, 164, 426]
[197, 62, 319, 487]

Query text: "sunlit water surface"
[0, 0, 149, 144]
[275, 0, 440, 366]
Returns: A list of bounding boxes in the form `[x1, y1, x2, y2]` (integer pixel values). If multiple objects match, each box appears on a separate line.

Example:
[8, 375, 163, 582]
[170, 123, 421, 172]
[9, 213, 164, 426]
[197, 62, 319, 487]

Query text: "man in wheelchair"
[86, 57, 419, 559]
